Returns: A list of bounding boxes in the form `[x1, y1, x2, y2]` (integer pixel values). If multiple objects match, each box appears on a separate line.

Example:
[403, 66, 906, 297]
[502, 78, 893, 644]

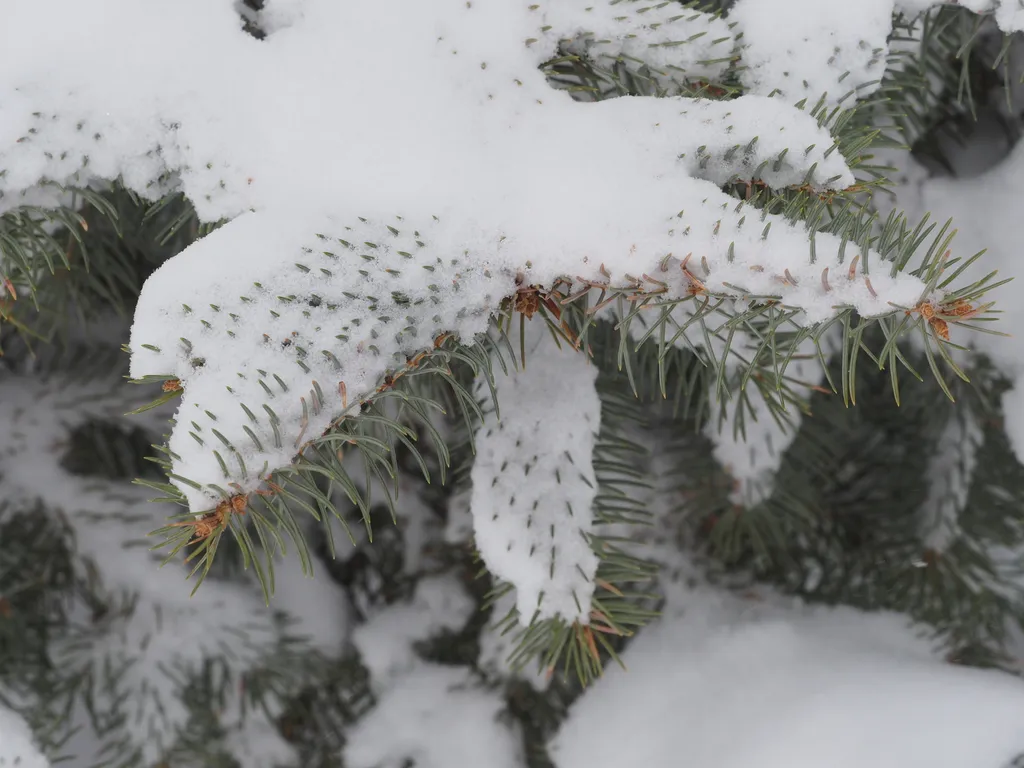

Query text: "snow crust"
[551, 586, 1024, 768]
[347, 572, 523, 768]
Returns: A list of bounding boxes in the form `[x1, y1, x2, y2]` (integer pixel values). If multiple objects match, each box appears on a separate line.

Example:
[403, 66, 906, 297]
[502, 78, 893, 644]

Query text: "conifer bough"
[0, 0, 1007, 649]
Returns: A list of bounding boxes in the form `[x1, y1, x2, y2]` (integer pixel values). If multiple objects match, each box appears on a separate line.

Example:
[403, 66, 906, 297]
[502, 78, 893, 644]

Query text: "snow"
[344, 664, 524, 768]
[267, 550, 350, 656]
[346, 576, 524, 768]
[471, 321, 601, 625]
[0, 705, 49, 768]
[547, 1, 733, 88]
[478, 591, 552, 690]
[0, 0, 943, 512]
[258, 0, 307, 34]
[551, 585, 1024, 768]
[921, 410, 982, 552]
[704, 334, 828, 506]
[895, 0, 1024, 32]
[351, 574, 474, 687]
[731, 0, 892, 104]
[731, 0, 1024, 109]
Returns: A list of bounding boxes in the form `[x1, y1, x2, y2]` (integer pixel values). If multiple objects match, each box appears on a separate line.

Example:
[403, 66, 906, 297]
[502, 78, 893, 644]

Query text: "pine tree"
[3, 1, 1024, 766]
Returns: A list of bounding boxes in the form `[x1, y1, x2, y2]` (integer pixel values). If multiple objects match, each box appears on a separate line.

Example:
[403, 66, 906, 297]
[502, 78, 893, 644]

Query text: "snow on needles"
[344, 665, 525, 768]
[731, 0, 893, 104]
[896, 0, 1024, 33]
[733, 0, 1024, 106]
[470, 322, 601, 624]
[0, 0, 939, 513]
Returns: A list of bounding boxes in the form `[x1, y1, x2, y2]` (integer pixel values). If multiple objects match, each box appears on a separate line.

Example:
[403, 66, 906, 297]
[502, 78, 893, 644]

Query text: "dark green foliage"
[654, 339, 1024, 666]
[274, 656, 374, 768]
[0, 188, 199, 351]
[60, 419, 162, 481]
[323, 504, 413, 619]
[0, 506, 76, 686]
[505, 678, 576, 768]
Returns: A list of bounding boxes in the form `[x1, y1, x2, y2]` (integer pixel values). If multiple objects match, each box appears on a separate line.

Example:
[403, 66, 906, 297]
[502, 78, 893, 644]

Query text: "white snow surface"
[731, 0, 893, 104]
[0, 0, 943, 512]
[0, 706, 49, 768]
[732, 0, 1024, 106]
[352, 574, 475, 687]
[551, 586, 1024, 768]
[895, 0, 1024, 32]
[344, 664, 525, 768]
[471, 323, 601, 624]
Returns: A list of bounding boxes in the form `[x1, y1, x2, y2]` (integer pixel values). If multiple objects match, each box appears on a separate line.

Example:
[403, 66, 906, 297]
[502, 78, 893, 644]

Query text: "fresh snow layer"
[733, 0, 1024, 105]
[731, 0, 892, 104]
[471, 323, 601, 624]
[344, 664, 525, 768]
[550, 587, 1024, 768]
[0, 706, 49, 768]
[0, 0, 942, 511]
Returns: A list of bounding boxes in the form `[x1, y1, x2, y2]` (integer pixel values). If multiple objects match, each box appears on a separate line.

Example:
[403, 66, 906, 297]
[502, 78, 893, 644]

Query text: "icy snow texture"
[551, 587, 1024, 768]
[344, 665, 525, 768]
[471, 325, 601, 624]
[731, 0, 892, 104]
[0, 706, 48, 768]
[0, 0, 939, 512]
